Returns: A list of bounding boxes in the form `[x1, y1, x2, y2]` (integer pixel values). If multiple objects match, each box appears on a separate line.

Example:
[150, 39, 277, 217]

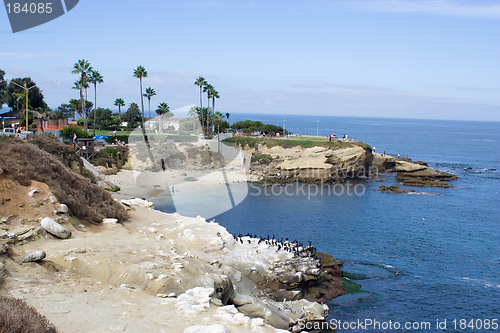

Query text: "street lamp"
[317, 120, 319, 137]
[283, 119, 286, 138]
[11, 80, 58, 132]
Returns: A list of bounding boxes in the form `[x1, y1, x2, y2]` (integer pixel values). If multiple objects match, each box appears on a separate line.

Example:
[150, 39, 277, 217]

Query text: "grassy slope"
[223, 136, 372, 150]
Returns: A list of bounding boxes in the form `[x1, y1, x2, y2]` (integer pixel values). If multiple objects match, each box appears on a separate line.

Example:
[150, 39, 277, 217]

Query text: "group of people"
[9, 125, 26, 133]
[114, 137, 126, 146]
[327, 133, 349, 141]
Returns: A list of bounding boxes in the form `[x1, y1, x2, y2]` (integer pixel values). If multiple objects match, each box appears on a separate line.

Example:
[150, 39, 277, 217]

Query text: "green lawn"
[287, 136, 329, 141]
[222, 136, 357, 149]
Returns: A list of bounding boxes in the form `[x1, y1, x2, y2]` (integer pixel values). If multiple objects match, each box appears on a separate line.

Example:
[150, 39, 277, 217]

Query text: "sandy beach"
[108, 169, 254, 201]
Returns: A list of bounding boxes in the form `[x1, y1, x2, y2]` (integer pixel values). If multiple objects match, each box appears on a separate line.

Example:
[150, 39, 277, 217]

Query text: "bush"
[92, 146, 128, 171]
[60, 126, 91, 139]
[252, 154, 273, 163]
[26, 134, 80, 168]
[102, 147, 118, 159]
[0, 296, 58, 333]
[0, 138, 127, 223]
[106, 134, 130, 144]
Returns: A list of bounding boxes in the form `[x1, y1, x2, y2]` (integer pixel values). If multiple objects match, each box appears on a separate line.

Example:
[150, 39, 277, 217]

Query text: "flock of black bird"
[231, 233, 317, 256]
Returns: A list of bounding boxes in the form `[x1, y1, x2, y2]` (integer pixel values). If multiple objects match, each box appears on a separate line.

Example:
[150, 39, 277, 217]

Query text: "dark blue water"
[155, 115, 500, 332]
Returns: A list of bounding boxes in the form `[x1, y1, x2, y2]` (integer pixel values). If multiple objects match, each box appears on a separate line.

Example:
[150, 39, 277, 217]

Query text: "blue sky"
[1, 0, 499, 121]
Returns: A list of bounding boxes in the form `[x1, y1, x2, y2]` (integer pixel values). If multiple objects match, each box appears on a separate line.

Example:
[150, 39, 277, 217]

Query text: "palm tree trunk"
[139, 77, 147, 141]
[93, 83, 97, 137]
[81, 74, 87, 130]
[207, 96, 210, 136]
[199, 87, 204, 136]
[212, 97, 216, 136]
[148, 98, 151, 120]
[200, 87, 203, 109]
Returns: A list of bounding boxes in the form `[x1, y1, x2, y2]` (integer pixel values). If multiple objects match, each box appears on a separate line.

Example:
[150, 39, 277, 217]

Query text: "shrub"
[102, 147, 118, 159]
[251, 154, 273, 163]
[92, 146, 128, 171]
[0, 139, 127, 223]
[60, 126, 91, 139]
[0, 296, 58, 333]
[106, 134, 130, 144]
[26, 134, 80, 168]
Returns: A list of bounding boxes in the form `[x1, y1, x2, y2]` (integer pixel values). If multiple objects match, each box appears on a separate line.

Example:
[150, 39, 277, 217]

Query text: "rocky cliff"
[247, 143, 457, 187]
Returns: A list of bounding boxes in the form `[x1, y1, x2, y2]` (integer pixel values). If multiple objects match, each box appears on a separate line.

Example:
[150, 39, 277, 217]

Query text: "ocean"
[152, 114, 500, 332]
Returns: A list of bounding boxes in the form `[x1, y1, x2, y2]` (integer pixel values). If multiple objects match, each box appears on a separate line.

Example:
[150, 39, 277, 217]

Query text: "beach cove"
[0, 136, 346, 333]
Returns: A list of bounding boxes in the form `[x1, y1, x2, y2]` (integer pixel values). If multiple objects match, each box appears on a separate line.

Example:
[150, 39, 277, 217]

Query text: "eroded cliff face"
[126, 142, 226, 172]
[326, 146, 374, 181]
[248, 143, 457, 187]
[250, 145, 374, 183]
[278, 147, 334, 183]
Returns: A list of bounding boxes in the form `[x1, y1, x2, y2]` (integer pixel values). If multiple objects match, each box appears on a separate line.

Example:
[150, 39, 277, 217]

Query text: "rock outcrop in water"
[248, 143, 457, 188]
[253, 145, 374, 183]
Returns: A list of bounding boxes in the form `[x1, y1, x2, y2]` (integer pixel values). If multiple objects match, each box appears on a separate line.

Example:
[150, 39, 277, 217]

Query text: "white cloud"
[344, 0, 500, 18]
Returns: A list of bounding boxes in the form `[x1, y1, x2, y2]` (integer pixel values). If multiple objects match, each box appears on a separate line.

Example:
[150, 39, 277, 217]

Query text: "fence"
[80, 157, 119, 190]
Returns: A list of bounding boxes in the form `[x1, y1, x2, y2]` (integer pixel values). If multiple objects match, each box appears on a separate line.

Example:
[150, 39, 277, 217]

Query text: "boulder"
[58, 204, 69, 214]
[22, 251, 46, 263]
[237, 302, 291, 330]
[397, 167, 458, 181]
[395, 160, 427, 172]
[40, 217, 71, 239]
[400, 179, 455, 188]
[28, 189, 38, 197]
[376, 185, 415, 194]
[213, 275, 234, 305]
[120, 198, 153, 208]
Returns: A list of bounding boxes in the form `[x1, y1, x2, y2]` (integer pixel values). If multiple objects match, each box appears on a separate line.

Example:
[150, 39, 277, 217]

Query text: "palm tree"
[72, 80, 89, 120]
[133, 65, 148, 138]
[32, 109, 49, 134]
[155, 102, 171, 116]
[72, 59, 93, 130]
[203, 83, 214, 135]
[89, 69, 103, 136]
[203, 83, 213, 111]
[143, 87, 156, 120]
[212, 89, 220, 117]
[188, 106, 198, 132]
[194, 77, 207, 135]
[114, 98, 125, 117]
[155, 102, 173, 136]
[207, 86, 219, 136]
[194, 77, 206, 109]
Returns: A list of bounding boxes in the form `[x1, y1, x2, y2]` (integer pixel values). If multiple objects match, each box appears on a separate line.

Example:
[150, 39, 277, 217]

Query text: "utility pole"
[11, 80, 58, 132]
